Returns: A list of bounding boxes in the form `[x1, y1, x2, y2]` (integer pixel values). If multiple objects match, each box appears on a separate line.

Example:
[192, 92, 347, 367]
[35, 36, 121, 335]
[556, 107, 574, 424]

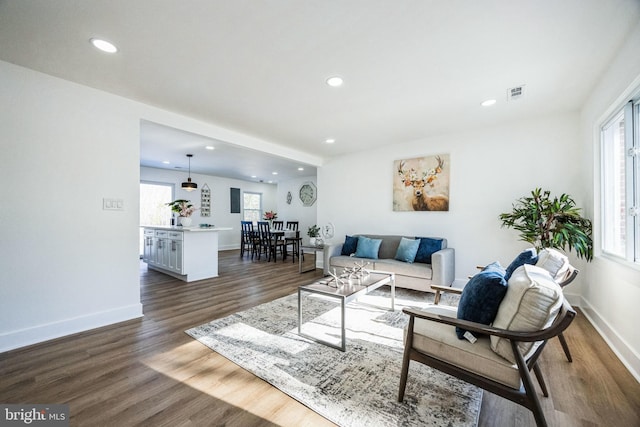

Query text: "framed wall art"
[200, 183, 211, 217]
[393, 154, 450, 211]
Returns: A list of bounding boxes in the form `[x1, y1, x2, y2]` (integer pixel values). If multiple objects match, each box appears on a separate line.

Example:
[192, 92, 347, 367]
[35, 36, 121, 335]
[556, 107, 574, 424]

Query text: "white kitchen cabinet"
[154, 230, 169, 268]
[166, 231, 183, 274]
[142, 226, 231, 282]
[142, 229, 154, 263]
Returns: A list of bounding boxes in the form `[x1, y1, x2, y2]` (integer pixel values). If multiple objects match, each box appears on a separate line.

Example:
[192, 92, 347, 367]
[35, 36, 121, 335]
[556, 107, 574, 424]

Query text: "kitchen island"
[142, 226, 232, 282]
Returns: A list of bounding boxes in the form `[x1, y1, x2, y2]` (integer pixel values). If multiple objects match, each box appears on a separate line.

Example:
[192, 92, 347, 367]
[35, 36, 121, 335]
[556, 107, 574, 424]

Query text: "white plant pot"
[180, 217, 192, 227]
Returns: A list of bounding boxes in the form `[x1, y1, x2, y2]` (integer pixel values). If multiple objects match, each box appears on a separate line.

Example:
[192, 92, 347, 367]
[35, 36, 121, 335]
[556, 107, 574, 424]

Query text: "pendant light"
[181, 154, 197, 192]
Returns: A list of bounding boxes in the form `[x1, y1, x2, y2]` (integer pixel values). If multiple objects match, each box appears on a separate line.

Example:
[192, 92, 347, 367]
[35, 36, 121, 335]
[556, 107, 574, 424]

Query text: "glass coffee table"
[297, 271, 395, 351]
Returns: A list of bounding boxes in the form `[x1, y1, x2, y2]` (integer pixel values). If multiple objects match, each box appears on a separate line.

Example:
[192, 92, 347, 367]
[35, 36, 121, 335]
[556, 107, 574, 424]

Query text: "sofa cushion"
[414, 237, 443, 264]
[341, 235, 359, 256]
[357, 234, 403, 260]
[535, 248, 570, 281]
[491, 264, 563, 363]
[410, 305, 523, 389]
[504, 248, 538, 281]
[374, 259, 433, 280]
[456, 262, 508, 339]
[395, 237, 420, 263]
[331, 255, 371, 269]
[354, 236, 383, 259]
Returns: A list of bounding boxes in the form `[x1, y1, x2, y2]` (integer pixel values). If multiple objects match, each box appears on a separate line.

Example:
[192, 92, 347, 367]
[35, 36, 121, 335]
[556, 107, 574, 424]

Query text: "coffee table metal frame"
[297, 271, 395, 351]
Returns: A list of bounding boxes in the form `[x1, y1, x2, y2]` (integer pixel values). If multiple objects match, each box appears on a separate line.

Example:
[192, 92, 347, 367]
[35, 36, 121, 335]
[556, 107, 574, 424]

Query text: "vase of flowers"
[263, 210, 277, 228]
[167, 199, 197, 227]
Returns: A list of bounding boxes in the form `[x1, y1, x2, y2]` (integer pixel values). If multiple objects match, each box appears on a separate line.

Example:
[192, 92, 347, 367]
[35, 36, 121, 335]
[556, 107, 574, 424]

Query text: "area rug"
[185, 288, 482, 427]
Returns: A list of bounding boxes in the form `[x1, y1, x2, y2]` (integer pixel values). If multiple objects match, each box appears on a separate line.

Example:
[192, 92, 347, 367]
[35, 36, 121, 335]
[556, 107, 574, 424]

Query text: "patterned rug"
[185, 287, 481, 427]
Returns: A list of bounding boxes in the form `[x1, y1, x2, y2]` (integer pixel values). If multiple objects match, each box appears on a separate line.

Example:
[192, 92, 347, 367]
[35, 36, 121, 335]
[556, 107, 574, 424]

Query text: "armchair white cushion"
[491, 264, 563, 363]
[408, 305, 530, 389]
[535, 248, 570, 281]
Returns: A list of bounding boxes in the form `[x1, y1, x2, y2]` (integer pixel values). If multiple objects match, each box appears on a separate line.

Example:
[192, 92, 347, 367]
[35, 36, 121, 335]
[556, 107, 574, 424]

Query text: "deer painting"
[396, 155, 450, 211]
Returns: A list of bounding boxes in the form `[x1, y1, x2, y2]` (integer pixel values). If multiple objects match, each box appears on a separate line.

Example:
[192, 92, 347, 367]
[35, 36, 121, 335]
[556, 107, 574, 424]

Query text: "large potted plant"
[499, 188, 593, 261]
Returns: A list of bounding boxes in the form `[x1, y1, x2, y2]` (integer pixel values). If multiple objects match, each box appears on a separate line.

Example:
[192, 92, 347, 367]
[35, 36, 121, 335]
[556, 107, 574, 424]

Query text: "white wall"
[0, 60, 320, 352]
[276, 176, 318, 243]
[316, 21, 640, 382]
[579, 21, 640, 380]
[140, 166, 277, 249]
[0, 61, 142, 351]
[318, 113, 583, 288]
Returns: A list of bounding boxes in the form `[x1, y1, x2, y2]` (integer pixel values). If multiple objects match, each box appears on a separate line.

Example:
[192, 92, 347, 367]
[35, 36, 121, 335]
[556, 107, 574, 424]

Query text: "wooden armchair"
[399, 265, 576, 427]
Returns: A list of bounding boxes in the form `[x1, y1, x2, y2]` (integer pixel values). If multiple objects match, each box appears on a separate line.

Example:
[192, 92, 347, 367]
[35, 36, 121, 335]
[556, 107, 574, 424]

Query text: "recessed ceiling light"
[251, 175, 257, 178]
[325, 138, 335, 144]
[205, 145, 215, 150]
[481, 99, 497, 107]
[162, 160, 170, 164]
[272, 172, 278, 175]
[326, 76, 343, 87]
[298, 167, 304, 171]
[90, 38, 118, 53]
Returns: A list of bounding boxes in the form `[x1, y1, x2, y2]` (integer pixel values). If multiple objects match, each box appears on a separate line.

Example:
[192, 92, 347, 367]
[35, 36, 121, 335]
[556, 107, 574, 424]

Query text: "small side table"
[298, 244, 326, 273]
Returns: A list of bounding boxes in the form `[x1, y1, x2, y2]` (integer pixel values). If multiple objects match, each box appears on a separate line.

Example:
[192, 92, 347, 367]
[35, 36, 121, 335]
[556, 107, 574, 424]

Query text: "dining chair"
[272, 221, 284, 230]
[256, 221, 284, 261]
[284, 221, 302, 263]
[255, 221, 271, 260]
[269, 227, 286, 262]
[240, 221, 255, 258]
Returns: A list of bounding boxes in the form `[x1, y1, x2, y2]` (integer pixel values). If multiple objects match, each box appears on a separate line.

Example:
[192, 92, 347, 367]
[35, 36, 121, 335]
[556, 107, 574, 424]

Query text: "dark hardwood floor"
[1, 250, 639, 426]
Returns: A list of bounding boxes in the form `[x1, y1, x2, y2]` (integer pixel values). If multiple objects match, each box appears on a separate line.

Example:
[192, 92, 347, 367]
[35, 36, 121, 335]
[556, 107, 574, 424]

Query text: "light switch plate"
[103, 198, 124, 211]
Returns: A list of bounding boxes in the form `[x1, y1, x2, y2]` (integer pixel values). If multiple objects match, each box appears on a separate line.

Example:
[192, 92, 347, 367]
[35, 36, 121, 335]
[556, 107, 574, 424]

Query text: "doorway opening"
[139, 181, 174, 256]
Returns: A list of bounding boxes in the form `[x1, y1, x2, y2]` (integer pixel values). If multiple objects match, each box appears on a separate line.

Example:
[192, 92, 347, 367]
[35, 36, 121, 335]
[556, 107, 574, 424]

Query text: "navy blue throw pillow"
[504, 248, 538, 281]
[341, 235, 359, 256]
[414, 237, 443, 264]
[456, 262, 508, 339]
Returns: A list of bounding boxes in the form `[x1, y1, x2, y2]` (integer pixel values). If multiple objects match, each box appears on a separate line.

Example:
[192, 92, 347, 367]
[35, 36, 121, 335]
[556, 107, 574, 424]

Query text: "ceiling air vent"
[507, 85, 525, 101]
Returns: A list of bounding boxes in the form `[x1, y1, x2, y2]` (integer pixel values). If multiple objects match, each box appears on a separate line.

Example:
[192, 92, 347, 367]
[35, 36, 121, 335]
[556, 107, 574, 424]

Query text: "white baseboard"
[577, 296, 640, 383]
[0, 304, 143, 353]
[219, 244, 240, 251]
[562, 291, 582, 307]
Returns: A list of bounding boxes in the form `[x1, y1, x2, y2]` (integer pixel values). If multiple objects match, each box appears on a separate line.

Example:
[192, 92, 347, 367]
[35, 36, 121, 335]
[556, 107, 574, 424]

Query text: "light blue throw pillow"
[354, 236, 383, 259]
[394, 237, 420, 263]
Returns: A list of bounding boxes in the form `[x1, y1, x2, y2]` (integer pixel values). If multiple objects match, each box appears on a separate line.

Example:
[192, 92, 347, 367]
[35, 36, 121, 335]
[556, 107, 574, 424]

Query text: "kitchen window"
[243, 192, 262, 224]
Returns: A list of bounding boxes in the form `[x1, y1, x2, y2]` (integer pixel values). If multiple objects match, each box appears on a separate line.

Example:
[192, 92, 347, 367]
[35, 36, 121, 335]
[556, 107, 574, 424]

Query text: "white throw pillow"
[536, 248, 570, 281]
[490, 264, 563, 363]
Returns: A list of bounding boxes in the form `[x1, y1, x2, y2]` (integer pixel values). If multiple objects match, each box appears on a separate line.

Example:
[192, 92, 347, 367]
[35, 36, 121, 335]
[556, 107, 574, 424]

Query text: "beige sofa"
[326, 234, 455, 293]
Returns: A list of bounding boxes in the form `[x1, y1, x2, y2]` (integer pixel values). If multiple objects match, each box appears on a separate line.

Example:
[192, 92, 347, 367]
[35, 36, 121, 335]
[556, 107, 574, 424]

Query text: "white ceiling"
[1, 1, 639, 182]
[139, 120, 316, 183]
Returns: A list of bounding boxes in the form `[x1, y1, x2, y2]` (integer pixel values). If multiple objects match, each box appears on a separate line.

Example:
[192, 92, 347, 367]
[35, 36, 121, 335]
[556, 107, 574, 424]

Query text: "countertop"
[142, 226, 232, 232]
